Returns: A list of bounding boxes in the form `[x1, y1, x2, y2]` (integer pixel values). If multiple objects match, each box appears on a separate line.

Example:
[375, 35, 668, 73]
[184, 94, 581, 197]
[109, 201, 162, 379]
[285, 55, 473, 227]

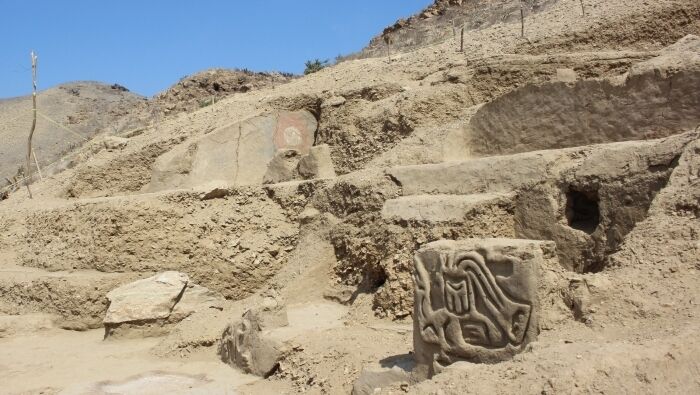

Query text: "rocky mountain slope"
[344, 0, 559, 60]
[1, 0, 699, 394]
[153, 68, 295, 116]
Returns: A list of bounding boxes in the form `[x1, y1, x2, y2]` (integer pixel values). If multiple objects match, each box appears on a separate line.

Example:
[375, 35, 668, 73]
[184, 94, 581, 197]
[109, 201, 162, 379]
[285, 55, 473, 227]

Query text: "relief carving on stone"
[413, 240, 539, 367]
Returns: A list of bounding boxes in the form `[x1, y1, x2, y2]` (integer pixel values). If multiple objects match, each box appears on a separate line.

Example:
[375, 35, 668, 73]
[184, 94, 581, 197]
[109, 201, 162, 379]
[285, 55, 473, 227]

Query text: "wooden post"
[520, 1, 525, 38]
[579, 0, 585, 16]
[384, 35, 393, 62]
[387, 39, 391, 61]
[25, 51, 38, 198]
[460, 26, 465, 52]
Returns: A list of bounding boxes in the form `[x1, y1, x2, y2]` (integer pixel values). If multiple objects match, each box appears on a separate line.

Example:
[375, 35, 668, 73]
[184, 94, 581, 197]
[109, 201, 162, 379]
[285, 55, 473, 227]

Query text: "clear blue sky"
[0, 0, 431, 99]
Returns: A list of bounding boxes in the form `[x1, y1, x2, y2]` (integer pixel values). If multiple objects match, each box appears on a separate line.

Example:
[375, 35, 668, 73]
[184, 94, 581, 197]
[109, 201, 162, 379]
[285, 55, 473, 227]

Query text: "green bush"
[304, 59, 329, 75]
[199, 98, 215, 108]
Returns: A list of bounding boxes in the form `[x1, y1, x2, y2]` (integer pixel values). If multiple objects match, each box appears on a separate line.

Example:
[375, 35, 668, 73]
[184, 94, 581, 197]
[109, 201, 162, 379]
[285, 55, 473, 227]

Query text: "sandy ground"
[0, 328, 256, 394]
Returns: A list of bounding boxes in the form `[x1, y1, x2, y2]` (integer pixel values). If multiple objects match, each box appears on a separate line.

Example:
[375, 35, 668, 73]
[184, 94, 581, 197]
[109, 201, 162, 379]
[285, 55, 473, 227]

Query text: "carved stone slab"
[219, 302, 290, 377]
[413, 238, 546, 368]
[146, 110, 317, 192]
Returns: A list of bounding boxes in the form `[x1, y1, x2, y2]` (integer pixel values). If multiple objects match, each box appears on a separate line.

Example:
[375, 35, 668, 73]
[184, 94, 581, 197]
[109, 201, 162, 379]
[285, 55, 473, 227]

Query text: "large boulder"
[104, 271, 224, 339]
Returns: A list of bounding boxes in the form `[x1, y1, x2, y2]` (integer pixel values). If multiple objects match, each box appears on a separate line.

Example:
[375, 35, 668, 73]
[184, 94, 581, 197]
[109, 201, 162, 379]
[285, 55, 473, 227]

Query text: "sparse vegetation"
[110, 83, 129, 92]
[198, 97, 215, 108]
[304, 59, 329, 75]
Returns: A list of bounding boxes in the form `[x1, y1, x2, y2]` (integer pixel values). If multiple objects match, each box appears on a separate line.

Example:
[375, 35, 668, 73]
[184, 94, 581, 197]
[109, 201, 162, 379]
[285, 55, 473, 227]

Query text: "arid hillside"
[344, 0, 559, 60]
[0, 82, 148, 189]
[1, 0, 699, 394]
[153, 68, 295, 116]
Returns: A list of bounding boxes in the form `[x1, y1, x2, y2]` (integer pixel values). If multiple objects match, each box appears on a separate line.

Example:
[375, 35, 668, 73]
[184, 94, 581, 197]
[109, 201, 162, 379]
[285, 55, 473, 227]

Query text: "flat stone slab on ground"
[104, 271, 225, 338]
[104, 271, 189, 325]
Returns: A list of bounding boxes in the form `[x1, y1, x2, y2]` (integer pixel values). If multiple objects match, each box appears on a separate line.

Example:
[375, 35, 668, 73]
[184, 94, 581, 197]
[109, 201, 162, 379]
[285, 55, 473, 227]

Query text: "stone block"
[387, 150, 557, 195]
[297, 144, 336, 180]
[104, 271, 189, 325]
[413, 239, 550, 368]
[104, 271, 225, 339]
[321, 96, 346, 108]
[263, 149, 301, 184]
[381, 193, 513, 222]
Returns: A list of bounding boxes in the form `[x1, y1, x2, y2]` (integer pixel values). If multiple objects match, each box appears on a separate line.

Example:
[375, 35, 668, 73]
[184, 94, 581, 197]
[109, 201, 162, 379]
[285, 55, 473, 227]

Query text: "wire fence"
[0, 106, 160, 196]
[338, 0, 560, 62]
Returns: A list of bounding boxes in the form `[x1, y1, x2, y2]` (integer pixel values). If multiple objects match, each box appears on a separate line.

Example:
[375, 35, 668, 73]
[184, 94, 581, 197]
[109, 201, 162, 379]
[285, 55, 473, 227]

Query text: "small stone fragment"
[297, 144, 336, 180]
[352, 365, 412, 395]
[263, 149, 301, 184]
[555, 68, 578, 83]
[103, 136, 129, 151]
[321, 96, 346, 108]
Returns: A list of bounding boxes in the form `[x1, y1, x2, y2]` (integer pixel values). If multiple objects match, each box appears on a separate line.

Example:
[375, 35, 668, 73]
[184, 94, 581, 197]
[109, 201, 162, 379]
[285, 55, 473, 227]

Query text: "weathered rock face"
[219, 300, 290, 377]
[104, 271, 224, 338]
[413, 239, 559, 371]
[263, 144, 337, 184]
[146, 110, 317, 191]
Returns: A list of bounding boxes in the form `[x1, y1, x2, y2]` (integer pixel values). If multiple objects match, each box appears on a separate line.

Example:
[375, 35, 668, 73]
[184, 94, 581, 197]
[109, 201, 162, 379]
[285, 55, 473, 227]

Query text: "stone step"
[387, 150, 560, 196]
[0, 265, 140, 329]
[381, 193, 514, 223]
[385, 134, 693, 196]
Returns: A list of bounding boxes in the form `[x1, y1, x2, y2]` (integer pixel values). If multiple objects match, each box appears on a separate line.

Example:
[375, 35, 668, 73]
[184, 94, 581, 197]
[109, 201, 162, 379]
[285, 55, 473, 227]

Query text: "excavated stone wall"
[467, 36, 700, 155]
[18, 188, 299, 301]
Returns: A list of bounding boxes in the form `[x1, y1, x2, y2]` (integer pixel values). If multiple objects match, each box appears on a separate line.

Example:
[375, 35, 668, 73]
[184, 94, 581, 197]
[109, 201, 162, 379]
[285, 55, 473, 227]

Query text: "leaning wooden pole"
[25, 51, 38, 198]
[520, 1, 525, 38]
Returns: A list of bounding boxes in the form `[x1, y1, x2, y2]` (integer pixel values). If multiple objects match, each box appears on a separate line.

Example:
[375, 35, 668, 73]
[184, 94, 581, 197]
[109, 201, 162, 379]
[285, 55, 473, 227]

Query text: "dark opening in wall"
[372, 268, 388, 289]
[566, 188, 600, 234]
